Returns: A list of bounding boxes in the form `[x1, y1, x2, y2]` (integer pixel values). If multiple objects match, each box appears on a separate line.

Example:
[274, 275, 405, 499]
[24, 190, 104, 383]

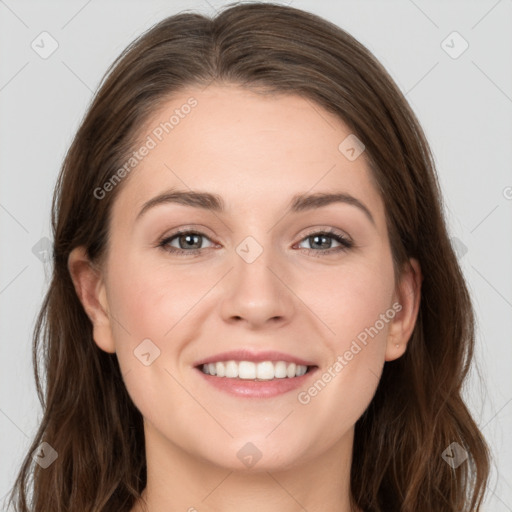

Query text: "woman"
[7, 2, 489, 511]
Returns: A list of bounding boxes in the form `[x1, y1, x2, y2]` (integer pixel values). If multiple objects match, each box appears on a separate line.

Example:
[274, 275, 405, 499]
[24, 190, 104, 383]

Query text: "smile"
[200, 360, 311, 380]
[195, 361, 319, 399]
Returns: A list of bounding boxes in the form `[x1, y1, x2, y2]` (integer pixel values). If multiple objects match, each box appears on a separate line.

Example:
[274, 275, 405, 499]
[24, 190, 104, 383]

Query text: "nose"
[219, 242, 295, 329]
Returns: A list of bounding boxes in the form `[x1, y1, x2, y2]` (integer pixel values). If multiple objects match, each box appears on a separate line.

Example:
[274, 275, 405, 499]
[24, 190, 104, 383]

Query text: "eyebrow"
[136, 188, 376, 226]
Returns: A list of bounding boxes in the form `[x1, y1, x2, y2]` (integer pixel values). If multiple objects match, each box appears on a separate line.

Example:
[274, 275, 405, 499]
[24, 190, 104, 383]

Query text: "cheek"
[306, 251, 395, 350]
[104, 259, 202, 426]
[294, 283, 394, 446]
[104, 253, 217, 399]
[107, 254, 200, 340]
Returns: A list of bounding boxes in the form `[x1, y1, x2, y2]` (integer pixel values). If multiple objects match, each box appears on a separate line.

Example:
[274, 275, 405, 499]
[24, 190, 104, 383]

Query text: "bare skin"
[69, 83, 422, 512]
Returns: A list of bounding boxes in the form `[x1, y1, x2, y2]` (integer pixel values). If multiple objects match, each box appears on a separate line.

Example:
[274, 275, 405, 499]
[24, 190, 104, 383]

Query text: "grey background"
[1, 0, 511, 509]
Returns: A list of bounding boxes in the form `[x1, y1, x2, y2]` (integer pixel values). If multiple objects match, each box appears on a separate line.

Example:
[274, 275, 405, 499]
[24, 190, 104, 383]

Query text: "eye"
[296, 229, 353, 255]
[158, 229, 215, 256]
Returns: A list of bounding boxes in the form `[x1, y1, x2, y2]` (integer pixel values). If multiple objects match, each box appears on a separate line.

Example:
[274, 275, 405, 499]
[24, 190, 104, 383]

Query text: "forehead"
[111, 83, 386, 231]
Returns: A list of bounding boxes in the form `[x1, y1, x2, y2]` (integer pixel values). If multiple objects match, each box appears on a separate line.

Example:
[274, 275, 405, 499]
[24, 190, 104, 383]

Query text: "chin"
[196, 436, 312, 473]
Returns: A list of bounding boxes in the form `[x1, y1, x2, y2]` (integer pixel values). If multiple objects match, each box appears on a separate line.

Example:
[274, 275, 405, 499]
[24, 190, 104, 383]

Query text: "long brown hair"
[7, 2, 489, 510]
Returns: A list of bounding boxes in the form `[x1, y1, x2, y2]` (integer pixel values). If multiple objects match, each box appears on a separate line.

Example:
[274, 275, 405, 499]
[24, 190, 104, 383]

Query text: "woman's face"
[74, 83, 420, 472]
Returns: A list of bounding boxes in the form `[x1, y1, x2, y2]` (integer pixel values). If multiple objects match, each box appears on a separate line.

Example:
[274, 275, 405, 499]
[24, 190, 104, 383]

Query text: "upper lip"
[193, 349, 317, 367]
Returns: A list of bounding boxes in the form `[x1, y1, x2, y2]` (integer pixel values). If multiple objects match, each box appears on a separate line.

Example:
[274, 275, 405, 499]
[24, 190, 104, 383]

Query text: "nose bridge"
[220, 231, 294, 326]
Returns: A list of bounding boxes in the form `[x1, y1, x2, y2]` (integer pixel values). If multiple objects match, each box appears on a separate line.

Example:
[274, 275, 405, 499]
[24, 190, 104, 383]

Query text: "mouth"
[192, 350, 319, 398]
[196, 360, 317, 381]
[194, 360, 319, 398]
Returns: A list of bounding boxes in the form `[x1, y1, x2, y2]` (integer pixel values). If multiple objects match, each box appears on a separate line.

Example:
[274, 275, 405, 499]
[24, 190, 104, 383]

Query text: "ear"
[385, 257, 422, 361]
[67, 246, 116, 353]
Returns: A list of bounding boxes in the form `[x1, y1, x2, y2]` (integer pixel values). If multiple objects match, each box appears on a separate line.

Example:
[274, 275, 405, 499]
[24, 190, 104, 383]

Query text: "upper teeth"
[201, 360, 308, 380]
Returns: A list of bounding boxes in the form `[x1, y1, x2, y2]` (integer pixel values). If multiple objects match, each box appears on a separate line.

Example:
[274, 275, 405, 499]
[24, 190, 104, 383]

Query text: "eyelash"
[157, 227, 354, 258]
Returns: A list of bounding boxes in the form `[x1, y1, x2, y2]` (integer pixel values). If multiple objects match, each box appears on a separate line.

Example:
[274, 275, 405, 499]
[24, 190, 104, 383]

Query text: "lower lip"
[194, 366, 318, 398]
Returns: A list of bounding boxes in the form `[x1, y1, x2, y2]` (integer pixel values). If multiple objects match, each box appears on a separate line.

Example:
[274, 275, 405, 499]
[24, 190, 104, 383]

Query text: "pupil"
[312, 234, 330, 249]
[181, 234, 200, 249]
